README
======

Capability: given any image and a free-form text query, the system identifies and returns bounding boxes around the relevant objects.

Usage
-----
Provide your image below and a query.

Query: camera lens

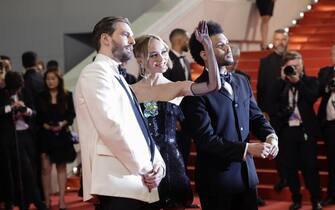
[284,65,296,76]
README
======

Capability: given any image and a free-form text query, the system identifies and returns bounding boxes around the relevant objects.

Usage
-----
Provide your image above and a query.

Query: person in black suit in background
[180,21,278,210]
[22,51,44,107]
[163,28,193,168]
[164,28,191,82]
[318,45,335,207]
[0,71,46,210]
[227,45,251,81]
[257,29,289,191]
[272,51,322,210]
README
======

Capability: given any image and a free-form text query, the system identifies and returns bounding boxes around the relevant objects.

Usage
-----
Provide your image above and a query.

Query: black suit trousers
[280,125,320,203]
[324,120,335,198]
[198,188,258,210]
[98,196,155,210]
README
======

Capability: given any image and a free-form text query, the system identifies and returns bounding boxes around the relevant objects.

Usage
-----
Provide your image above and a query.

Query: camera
[13,106,27,114]
[329,79,335,92]
[283,65,296,76]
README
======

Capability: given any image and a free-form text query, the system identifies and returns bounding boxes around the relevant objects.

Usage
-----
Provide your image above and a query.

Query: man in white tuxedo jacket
[74,16,165,210]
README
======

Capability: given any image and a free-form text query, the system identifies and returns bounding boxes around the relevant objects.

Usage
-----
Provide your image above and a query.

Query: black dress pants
[199,188,258,210]
[324,120,335,198]
[98,196,155,210]
[280,125,320,203]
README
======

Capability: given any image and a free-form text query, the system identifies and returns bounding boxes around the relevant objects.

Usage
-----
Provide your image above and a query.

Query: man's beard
[111,40,133,63]
[217,53,234,67]
[274,44,287,55]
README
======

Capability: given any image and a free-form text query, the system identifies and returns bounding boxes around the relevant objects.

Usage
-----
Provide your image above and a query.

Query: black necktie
[115,74,155,162]
[118,65,127,78]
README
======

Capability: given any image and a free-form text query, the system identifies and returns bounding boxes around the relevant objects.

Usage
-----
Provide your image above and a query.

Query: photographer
[273,51,322,210]
[0,71,46,210]
[317,45,335,206]
[0,61,6,88]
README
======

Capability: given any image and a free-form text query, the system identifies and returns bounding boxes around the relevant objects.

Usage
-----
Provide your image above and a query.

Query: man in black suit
[22,51,44,107]
[180,21,279,210]
[257,29,289,191]
[227,45,251,81]
[163,28,193,168]
[163,28,191,82]
[272,51,321,210]
[318,45,335,207]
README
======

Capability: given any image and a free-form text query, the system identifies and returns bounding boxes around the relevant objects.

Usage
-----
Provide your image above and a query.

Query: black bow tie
[220,73,232,84]
[118,65,127,78]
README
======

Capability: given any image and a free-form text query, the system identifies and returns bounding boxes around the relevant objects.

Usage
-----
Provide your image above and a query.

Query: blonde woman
[131,21,220,210]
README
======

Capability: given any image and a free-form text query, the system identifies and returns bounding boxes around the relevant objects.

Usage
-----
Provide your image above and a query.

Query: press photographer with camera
[317,45,335,207]
[0,71,46,210]
[273,51,322,210]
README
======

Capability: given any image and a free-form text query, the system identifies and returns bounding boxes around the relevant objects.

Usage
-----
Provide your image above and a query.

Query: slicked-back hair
[169,28,187,42]
[189,21,223,66]
[283,51,302,65]
[92,16,130,51]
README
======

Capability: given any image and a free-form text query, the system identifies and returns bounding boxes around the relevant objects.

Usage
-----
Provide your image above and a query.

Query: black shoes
[320,197,335,206]
[312,202,322,210]
[186,203,200,208]
[274,179,288,192]
[257,197,266,206]
[289,202,302,210]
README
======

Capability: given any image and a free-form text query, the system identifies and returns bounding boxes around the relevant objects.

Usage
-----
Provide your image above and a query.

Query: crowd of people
[257,30,335,210]
[0,53,76,210]
[0,14,335,210]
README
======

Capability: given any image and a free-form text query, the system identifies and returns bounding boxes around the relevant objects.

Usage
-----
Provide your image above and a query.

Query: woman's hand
[195,20,211,48]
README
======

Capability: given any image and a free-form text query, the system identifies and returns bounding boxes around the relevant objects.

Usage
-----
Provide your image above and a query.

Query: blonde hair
[133,34,172,78]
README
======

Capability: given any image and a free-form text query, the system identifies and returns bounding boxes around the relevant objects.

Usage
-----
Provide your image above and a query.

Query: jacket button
[240,127,243,131]
[234,103,238,108]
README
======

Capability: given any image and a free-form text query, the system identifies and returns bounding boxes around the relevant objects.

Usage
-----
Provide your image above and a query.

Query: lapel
[218,74,238,101]
[219,86,234,101]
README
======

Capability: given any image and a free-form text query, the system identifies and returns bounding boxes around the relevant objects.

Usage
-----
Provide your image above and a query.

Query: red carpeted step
[257,169,329,187]
[298,17,335,25]
[290,34,335,42]
[257,184,327,201]
[255,155,328,172]
[313,3,335,12]
[289,25,335,34]
[289,42,333,50]
[303,10,335,19]
[238,57,331,70]
[240,49,332,60]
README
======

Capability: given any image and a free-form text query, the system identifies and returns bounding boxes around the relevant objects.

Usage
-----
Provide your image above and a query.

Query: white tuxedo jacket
[74,54,165,202]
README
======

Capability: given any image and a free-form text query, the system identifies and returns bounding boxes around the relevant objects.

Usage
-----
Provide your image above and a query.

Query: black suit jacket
[180,71,275,195]
[23,68,44,106]
[163,51,191,82]
[317,66,335,127]
[272,75,320,138]
[257,52,283,116]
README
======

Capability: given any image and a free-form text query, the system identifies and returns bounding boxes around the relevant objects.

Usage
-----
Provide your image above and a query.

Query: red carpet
[20,192,335,210]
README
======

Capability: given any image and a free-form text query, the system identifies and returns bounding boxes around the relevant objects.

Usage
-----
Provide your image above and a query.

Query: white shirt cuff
[266,133,278,145]
[5,105,11,113]
[243,143,248,160]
